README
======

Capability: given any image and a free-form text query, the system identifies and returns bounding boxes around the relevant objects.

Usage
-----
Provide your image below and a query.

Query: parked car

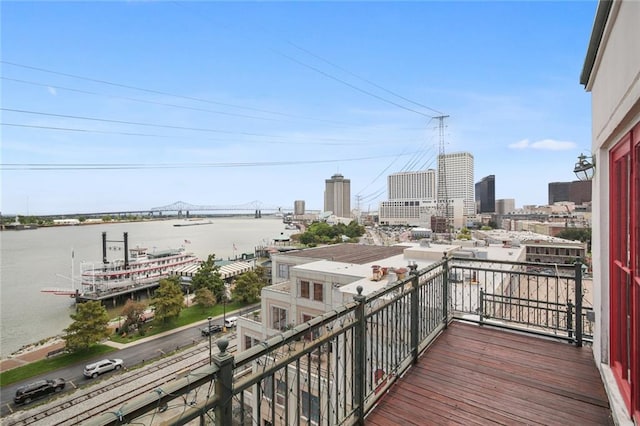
[83,358,124,379]
[14,378,65,405]
[224,317,238,328]
[201,323,223,336]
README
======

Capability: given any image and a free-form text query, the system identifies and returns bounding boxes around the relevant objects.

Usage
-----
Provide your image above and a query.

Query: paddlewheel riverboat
[80,232,199,293]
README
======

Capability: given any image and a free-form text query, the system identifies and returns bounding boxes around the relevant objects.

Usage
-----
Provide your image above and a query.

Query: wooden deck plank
[415,360,610,423]
[365,321,612,426]
[395,379,547,425]
[411,358,585,424]
[426,336,610,406]
[432,326,608,393]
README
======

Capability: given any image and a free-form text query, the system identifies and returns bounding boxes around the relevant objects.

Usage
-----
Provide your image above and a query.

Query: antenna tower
[435,115,450,235]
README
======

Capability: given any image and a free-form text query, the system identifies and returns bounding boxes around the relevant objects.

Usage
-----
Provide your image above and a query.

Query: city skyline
[1,2,596,215]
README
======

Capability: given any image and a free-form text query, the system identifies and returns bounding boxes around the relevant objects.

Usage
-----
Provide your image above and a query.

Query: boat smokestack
[102,232,108,265]
[124,232,129,269]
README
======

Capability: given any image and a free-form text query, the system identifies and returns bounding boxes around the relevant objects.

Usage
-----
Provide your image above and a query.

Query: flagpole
[71,248,75,292]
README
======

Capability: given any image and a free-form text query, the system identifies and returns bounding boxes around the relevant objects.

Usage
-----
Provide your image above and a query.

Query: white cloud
[47,86,57,96]
[508,138,576,151]
[509,139,531,149]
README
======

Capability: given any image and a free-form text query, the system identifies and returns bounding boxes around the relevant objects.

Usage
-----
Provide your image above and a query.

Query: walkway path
[0,304,250,374]
[0,341,67,373]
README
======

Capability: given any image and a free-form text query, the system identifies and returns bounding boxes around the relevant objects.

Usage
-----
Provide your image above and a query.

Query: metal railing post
[479,288,485,325]
[574,261,583,347]
[353,285,367,425]
[213,339,234,426]
[567,300,574,343]
[409,263,419,364]
[442,254,449,328]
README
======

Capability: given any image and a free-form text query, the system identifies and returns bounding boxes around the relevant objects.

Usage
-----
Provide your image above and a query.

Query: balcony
[86,257,608,426]
[366,321,611,425]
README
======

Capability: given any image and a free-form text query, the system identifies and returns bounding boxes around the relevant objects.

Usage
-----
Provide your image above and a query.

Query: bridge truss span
[149,200,288,214]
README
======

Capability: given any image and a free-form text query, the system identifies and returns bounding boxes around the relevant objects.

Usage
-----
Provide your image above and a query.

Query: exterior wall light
[574,153,595,181]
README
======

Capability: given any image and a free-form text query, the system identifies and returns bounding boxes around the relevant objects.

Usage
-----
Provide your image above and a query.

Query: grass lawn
[110,301,247,344]
[0,344,115,386]
[1,302,255,386]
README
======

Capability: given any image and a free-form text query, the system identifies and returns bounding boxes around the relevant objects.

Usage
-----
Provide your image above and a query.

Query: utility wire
[1,77,296,124]
[273,51,433,119]
[357,187,387,205]
[170,3,442,118]
[0,108,367,143]
[1,151,425,171]
[0,61,350,126]
[356,147,408,196]
[3,10,444,202]
[2,77,424,133]
[1,123,378,147]
[359,186,386,202]
[286,41,444,116]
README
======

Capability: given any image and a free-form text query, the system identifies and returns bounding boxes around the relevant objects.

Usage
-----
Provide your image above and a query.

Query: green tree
[194,287,216,311]
[152,276,184,323]
[191,254,226,301]
[557,228,592,252]
[299,232,317,245]
[254,265,269,283]
[457,227,472,240]
[63,301,110,352]
[298,221,365,245]
[120,299,147,333]
[346,220,366,238]
[233,270,266,303]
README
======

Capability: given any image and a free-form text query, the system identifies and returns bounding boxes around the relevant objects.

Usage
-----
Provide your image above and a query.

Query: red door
[609,122,640,422]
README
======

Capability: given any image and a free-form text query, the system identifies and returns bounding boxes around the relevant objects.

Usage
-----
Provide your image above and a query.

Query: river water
[0,217,291,358]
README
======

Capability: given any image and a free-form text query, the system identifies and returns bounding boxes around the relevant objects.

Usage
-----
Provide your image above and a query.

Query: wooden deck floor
[366,321,613,426]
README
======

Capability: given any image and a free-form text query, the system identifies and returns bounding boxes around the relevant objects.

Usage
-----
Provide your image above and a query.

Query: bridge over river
[28,200,292,219]
[150,200,288,215]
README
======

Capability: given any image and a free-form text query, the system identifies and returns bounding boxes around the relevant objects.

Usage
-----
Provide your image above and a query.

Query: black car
[14,378,66,405]
[201,324,223,336]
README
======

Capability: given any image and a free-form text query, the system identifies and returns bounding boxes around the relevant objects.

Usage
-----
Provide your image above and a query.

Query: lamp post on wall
[574,153,596,181]
[207,316,213,365]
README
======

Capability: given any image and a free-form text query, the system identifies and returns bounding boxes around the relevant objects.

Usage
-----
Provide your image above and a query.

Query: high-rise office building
[388,170,437,201]
[548,182,571,204]
[549,181,592,205]
[475,175,496,213]
[294,200,305,215]
[495,199,516,215]
[324,173,351,218]
[438,152,475,216]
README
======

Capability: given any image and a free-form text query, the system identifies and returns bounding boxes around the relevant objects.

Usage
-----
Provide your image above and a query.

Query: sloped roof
[281,243,409,265]
[172,260,254,280]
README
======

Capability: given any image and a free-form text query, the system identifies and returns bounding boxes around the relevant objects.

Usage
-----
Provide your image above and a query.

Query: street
[0,316,228,418]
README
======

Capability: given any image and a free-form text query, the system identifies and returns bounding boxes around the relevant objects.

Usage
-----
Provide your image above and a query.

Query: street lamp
[207,316,213,365]
[222,283,230,332]
[223,293,227,332]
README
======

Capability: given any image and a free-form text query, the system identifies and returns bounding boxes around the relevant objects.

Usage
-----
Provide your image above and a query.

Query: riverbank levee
[0,339,66,373]
[0,217,293,358]
[0,301,251,375]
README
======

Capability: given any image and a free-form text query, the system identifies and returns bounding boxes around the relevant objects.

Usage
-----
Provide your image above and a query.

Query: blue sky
[1,1,597,215]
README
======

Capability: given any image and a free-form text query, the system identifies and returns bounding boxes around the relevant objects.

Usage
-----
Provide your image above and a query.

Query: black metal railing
[448,259,589,345]
[86,257,588,426]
